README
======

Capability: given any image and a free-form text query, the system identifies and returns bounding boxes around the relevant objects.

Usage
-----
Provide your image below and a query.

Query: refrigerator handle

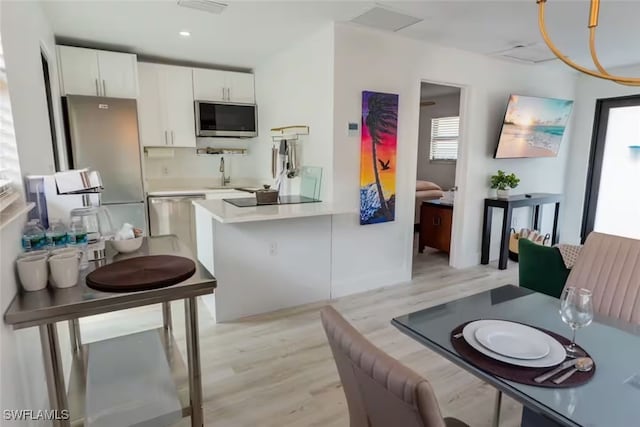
[95,79,100,96]
[102,80,107,97]
[164,131,168,145]
[171,130,175,145]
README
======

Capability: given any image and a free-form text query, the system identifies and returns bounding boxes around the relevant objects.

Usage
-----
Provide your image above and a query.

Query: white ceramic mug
[49,253,79,288]
[50,247,79,257]
[17,249,50,259]
[16,255,48,292]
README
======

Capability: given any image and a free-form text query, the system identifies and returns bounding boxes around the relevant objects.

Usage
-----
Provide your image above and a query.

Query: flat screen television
[494,94,574,159]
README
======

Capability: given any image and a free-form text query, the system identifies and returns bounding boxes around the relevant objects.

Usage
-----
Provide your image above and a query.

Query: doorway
[40,49,61,171]
[413,82,462,270]
[582,94,640,241]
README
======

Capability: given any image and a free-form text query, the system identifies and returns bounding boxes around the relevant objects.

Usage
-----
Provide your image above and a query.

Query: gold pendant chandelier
[537,0,640,86]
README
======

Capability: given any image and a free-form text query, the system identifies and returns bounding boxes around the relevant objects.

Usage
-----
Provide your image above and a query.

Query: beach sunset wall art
[360,91,399,225]
[495,95,574,158]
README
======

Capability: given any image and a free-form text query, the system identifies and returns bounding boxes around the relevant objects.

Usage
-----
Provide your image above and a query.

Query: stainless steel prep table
[4,235,216,427]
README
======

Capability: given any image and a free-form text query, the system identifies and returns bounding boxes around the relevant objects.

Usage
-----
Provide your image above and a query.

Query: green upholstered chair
[518,238,570,299]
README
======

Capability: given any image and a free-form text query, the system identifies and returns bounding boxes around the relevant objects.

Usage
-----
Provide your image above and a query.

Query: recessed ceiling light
[179,30,191,37]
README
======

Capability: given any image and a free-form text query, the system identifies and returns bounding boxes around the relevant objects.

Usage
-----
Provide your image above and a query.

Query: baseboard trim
[330,268,410,299]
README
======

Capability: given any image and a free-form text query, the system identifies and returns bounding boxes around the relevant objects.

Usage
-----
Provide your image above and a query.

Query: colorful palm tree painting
[360,91,399,225]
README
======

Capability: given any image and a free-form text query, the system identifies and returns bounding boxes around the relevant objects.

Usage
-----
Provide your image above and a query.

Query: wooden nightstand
[419,200,454,253]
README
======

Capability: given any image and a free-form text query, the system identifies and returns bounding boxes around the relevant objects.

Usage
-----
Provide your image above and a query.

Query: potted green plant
[490,170,520,198]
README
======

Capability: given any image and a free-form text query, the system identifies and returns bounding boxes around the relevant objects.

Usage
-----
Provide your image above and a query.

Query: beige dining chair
[564,232,640,325]
[320,306,468,427]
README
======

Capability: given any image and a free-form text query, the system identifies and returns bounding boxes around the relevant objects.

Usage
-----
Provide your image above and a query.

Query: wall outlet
[161,166,169,176]
[269,242,278,256]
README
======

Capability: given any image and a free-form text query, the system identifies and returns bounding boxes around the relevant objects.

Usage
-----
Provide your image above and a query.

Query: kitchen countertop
[193,199,344,224]
[4,235,215,329]
[145,178,262,196]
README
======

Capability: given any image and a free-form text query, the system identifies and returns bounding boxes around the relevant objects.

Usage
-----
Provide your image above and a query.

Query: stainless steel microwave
[194,101,258,138]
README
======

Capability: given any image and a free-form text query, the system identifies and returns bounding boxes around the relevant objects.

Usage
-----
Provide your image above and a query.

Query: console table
[481,193,562,270]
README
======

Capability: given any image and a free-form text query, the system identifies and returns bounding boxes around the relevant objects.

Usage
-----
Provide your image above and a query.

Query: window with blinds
[0,34,23,212]
[430,116,459,161]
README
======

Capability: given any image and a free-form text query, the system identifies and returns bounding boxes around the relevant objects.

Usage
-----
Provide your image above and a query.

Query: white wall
[0,219,50,426]
[252,24,334,201]
[562,64,640,244]
[1,2,68,422]
[417,93,460,189]
[330,23,576,297]
[1,0,65,176]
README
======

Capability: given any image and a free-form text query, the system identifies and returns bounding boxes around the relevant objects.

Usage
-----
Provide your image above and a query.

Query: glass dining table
[391,285,640,427]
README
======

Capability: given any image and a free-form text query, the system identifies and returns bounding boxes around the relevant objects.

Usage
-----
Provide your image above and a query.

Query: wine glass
[560,287,594,356]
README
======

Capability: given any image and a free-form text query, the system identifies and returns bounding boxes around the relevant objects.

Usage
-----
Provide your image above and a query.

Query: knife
[534,359,577,383]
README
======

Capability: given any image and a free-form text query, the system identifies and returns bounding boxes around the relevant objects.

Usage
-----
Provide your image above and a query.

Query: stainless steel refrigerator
[65,95,146,231]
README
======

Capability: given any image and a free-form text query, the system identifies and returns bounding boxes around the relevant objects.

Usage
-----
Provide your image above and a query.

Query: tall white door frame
[412,79,470,271]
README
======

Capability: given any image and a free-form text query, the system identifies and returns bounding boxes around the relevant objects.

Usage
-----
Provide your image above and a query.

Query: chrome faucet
[219,157,231,187]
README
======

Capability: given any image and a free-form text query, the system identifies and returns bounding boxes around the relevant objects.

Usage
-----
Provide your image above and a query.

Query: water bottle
[46,219,68,248]
[68,219,89,270]
[21,219,47,251]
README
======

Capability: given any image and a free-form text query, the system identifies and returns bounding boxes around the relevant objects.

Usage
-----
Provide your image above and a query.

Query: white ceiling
[40,1,640,71]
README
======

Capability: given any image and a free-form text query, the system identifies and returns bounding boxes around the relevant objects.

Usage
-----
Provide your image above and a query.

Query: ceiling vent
[492,43,558,64]
[177,0,228,15]
[350,6,423,32]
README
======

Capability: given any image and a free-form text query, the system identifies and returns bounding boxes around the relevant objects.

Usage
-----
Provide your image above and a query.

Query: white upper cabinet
[137,62,166,148]
[226,72,255,104]
[137,62,196,148]
[57,45,138,98]
[96,51,138,98]
[161,65,196,147]
[193,68,227,102]
[192,68,254,104]
[58,46,101,96]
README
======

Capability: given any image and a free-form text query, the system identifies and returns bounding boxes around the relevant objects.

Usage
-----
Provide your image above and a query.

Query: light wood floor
[79,248,522,427]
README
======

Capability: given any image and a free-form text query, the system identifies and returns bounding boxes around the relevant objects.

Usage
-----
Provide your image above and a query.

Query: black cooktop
[223,196,321,207]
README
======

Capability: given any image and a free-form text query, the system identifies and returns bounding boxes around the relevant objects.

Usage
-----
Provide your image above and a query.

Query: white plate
[462,320,566,368]
[475,323,550,360]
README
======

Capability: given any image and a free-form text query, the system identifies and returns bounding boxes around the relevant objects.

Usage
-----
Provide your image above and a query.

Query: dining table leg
[185,297,203,427]
[40,323,71,427]
[492,390,502,427]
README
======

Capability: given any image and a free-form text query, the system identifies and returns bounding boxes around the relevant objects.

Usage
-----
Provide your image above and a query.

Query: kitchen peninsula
[193,199,340,322]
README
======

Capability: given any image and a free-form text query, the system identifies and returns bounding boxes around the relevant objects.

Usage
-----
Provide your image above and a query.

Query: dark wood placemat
[451,321,595,388]
[86,255,196,293]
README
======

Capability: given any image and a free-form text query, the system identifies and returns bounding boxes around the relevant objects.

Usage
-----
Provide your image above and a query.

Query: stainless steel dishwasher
[148,194,205,255]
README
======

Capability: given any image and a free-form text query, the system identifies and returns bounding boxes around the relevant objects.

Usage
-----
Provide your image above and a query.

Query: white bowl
[110,237,143,253]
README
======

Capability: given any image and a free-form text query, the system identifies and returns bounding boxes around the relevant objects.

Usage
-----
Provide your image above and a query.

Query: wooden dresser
[418,200,453,253]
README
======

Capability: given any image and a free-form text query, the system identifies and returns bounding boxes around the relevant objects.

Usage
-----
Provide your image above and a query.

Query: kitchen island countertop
[193,198,345,224]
